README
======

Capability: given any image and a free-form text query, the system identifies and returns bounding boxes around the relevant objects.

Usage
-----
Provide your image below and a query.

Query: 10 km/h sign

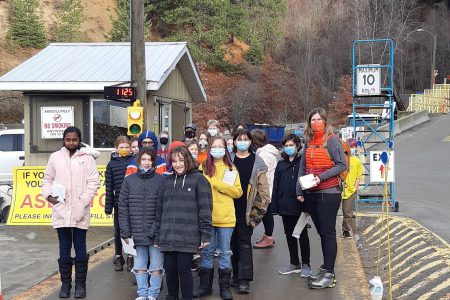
[356,64,381,96]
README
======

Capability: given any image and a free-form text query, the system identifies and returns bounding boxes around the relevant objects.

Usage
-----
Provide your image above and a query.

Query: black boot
[115,255,125,271]
[74,258,88,298]
[58,258,73,298]
[219,268,233,300]
[193,267,213,298]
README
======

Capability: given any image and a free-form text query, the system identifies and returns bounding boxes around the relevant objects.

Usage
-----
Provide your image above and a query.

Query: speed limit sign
[356,64,381,96]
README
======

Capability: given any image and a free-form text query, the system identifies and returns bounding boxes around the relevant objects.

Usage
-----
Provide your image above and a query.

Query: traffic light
[127,100,143,136]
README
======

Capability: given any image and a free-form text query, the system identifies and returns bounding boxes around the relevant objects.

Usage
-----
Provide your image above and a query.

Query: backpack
[323,134,351,185]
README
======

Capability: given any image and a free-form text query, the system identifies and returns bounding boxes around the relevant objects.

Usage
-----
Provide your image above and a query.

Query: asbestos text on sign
[7,166,113,226]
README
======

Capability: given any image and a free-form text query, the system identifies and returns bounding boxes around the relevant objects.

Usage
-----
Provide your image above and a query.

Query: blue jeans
[56,227,87,260]
[133,245,164,298]
[201,227,234,269]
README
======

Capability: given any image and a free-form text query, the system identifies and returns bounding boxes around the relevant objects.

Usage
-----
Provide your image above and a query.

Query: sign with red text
[7,166,112,226]
[41,106,74,139]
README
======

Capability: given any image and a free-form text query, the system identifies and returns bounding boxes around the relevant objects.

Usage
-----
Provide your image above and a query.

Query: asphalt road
[394,114,450,243]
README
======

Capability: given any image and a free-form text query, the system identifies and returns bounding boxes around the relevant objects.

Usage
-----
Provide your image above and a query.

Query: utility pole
[130,1,147,108]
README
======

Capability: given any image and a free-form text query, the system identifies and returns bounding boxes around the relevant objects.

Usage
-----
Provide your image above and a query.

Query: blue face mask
[236,141,250,152]
[191,153,198,160]
[227,145,234,153]
[210,148,226,159]
[284,146,297,156]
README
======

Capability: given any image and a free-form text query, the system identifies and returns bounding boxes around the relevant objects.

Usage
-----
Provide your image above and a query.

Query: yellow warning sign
[7,166,113,226]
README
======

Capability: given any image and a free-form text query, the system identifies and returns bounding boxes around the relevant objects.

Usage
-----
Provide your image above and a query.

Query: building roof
[0,42,206,102]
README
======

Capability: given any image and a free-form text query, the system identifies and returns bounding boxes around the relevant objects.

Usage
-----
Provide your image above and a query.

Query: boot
[58,258,73,298]
[115,255,125,271]
[193,267,213,298]
[74,257,88,298]
[126,255,134,271]
[218,268,233,300]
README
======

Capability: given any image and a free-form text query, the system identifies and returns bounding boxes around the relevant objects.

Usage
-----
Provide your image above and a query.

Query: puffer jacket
[154,169,213,253]
[42,147,101,230]
[118,168,164,246]
[246,155,270,228]
[104,152,135,214]
[256,144,279,198]
[201,161,243,227]
[125,131,167,175]
[272,151,304,216]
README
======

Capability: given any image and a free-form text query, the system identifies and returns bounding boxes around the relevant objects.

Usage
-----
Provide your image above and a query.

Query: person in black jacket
[154,145,212,300]
[272,134,311,278]
[104,136,135,271]
[119,147,165,300]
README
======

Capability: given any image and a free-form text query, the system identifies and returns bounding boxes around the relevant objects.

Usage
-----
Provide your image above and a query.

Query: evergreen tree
[108,0,152,42]
[54,0,85,42]
[7,0,47,48]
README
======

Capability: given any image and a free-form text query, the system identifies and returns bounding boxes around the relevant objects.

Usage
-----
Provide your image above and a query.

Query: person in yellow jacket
[341,138,364,239]
[194,136,243,300]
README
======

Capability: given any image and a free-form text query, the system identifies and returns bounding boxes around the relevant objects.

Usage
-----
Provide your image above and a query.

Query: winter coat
[154,169,213,253]
[125,131,167,175]
[245,155,270,228]
[104,153,135,214]
[118,168,164,246]
[42,147,101,230]
[272,152,304,216]
[256,144,279,198]
[201,161,243,227]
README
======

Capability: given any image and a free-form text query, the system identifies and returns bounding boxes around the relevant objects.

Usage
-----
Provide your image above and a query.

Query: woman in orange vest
[296,107,346,289]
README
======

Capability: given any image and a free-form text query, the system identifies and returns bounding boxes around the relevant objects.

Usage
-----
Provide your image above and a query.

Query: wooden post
[130,0,147,113]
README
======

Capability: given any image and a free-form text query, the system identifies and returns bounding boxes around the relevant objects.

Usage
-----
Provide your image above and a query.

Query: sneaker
[308,267,337,283]
[278,264,301,275]
[135,297,147,300]
[308,271,336,289]
[300,264,311,278]
[343,230,352,239]
[238,280,251,294]
[253,235,275,249]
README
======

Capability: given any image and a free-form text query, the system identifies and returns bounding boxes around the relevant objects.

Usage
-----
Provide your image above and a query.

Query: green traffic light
[129,124,141,134]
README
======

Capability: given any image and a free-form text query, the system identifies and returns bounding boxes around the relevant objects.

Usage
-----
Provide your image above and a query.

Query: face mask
[210,148,225,159]
[227,145,234,153]
[208,129,218,137]
[138,166,152,174]
[236,141,250,152]
[160,137,169,145]
[118,149,130,157]
[191,153,198,160]
[199,140,208,149]
[311,121,325,132]
[351,148,357,155]
[185,131,195,139]
[284,146,297,156]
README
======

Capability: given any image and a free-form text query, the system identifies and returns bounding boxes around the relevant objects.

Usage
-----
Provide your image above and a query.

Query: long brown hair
[202,136,234,178]
[303,107,334,144]
[169,146,196,175]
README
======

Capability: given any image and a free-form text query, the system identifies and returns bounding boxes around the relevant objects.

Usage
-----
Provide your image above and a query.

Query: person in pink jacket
[42,126,101,299]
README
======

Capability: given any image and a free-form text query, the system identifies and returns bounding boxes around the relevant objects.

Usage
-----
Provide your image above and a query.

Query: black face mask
[160,137,169,145]
[185,131,195,139]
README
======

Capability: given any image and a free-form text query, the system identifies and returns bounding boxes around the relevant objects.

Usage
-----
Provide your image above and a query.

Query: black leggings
[164,251,194,299]
[113,207,122,256]
[262,203,274,236]
[304,192,341,272]
[281,215,310,266]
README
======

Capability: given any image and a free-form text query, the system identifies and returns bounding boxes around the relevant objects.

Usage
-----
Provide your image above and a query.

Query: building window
[92,99,127,148]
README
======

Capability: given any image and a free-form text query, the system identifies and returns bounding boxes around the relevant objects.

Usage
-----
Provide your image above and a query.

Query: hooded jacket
[118,168,164,246]
[154,169,212,253]
[256,144,279,199]
[42,146,101,230]
[125,131,167,175]
[104,152,135,214]
[272,151,304,216]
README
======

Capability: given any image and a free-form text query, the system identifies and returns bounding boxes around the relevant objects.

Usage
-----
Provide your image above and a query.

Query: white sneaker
[279,264,301,275]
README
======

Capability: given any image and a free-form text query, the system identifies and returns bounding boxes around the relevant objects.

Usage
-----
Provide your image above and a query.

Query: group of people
[42,107,363,300]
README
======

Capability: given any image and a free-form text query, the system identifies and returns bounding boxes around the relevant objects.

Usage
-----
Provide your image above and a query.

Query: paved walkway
[13,217,370,300]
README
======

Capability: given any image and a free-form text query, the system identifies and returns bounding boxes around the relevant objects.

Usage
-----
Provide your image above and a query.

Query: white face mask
[208,129,218,137]
[351,148,357,155]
